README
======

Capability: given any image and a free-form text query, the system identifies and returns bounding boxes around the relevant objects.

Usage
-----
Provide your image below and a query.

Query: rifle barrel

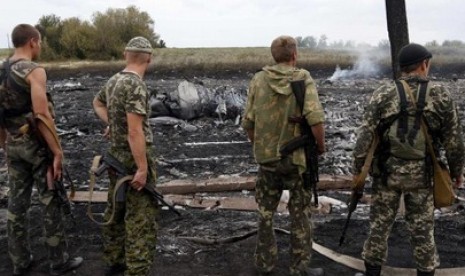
[339,212,353,246]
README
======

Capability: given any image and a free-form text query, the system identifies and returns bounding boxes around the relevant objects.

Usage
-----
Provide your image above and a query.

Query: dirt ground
[1,67,465,276]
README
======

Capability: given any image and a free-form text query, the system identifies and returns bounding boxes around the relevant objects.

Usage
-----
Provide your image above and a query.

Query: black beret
[398,43,432,67]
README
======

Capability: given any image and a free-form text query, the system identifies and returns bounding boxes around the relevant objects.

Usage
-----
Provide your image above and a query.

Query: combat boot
[104,263,126,276]
[364,261,381,276]
[304,267,324,276]
[13,254,34,276]
[50,256,83,276]
[417,269,435,276]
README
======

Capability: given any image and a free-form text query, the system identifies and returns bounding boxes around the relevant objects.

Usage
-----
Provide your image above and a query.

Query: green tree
[34,6,163,60]
[377,39,390,50]
[302,36,317,49]
[295,36,303,47]
[317,35,328,48]
[442,40,464,48]
[92,5,160,59]
[36,14,63,58]
[158,39,167,48]
[425,40,439,48]
[60,17,95,59]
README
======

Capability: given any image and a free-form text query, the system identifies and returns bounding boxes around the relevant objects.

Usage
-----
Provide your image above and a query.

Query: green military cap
[125,36,153,54]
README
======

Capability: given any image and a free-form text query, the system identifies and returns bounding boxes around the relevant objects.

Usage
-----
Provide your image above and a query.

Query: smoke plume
[329,49,387,81]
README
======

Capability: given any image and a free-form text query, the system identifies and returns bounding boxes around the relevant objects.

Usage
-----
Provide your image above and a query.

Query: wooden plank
[75,191,333,214]
[163,194,283,212]
[156,176,256,195]
[71,191,107,202]
[155,174,353,195]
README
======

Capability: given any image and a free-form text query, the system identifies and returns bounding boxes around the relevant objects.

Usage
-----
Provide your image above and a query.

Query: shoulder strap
[290,79,306,114]
[394,80,408,143]
[403,84,437,161]
[407,81,428,145]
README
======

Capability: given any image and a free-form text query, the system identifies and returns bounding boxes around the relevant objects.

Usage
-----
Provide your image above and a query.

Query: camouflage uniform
[242,64,324,275]
[96,70,158,276]
[1,60,71,272]
[353,75,465,272]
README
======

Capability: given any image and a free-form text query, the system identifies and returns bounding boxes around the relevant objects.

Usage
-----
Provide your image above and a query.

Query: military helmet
[125,36,153,54]
[398,43,432,67]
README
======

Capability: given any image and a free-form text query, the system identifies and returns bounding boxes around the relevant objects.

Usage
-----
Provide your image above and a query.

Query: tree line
[35,5,164,60]
[295,35,465,50]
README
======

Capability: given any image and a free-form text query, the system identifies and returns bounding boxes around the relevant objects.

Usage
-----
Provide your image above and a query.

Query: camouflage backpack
[0,59,33,127]
[385,80,430,160]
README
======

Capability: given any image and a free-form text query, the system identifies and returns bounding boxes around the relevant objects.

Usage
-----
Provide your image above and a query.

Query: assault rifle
[279,80,319,206]
[47,169,75,228]
[93,153,181,216]
[338,188,363,246]
[30,114,77,228]
[339,134,379,246]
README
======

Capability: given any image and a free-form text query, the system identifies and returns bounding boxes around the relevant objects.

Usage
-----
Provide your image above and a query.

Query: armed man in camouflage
[242,35,325,276]
[0,24,83,275]
[93,36,158,276]
[353,43,465,276]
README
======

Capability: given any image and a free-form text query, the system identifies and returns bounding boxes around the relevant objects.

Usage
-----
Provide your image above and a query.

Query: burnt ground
[0,68,465,276]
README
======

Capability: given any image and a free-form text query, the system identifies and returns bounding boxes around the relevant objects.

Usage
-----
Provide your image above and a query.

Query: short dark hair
[271,36,297,63]
[11,24,40,48]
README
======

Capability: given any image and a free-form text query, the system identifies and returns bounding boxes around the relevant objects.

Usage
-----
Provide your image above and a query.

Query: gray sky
[1,0,464,48]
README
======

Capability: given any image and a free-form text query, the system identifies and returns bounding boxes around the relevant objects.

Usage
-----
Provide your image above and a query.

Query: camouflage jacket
[96,71,154,161]
[0,59,40,134]
[241,63,324,173]
[353,75,465,179]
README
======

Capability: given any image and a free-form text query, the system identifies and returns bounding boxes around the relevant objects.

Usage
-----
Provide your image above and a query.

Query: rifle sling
[394,81,409,143]
[402,82,453,173]
[87,155,134,226]
[395,80,428,146]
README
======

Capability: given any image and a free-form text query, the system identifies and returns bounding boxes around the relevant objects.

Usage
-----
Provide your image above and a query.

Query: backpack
[0,59,35,128]
[385,80,430,160]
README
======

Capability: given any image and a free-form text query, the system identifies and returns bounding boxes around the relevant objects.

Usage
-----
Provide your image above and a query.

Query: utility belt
[373,153,433,191]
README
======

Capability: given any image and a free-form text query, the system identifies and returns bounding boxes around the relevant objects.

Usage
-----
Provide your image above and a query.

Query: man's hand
[454,174,463,188]
[131,169,147,191]
[311,123,325,156]
[52,153,63,180]
[103,126,110,139]
[245,128,254,143]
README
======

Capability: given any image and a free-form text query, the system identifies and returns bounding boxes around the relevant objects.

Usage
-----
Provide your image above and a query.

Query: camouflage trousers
[362,173,439,272]
[6,135,70,271]
[103,162,158,276]
[254,158,313,276]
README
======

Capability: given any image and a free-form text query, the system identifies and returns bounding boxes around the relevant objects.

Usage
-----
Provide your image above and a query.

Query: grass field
[1,46,465,76]
[0,47,360,72]
[151,47,359,72]
[0,48,12,59]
